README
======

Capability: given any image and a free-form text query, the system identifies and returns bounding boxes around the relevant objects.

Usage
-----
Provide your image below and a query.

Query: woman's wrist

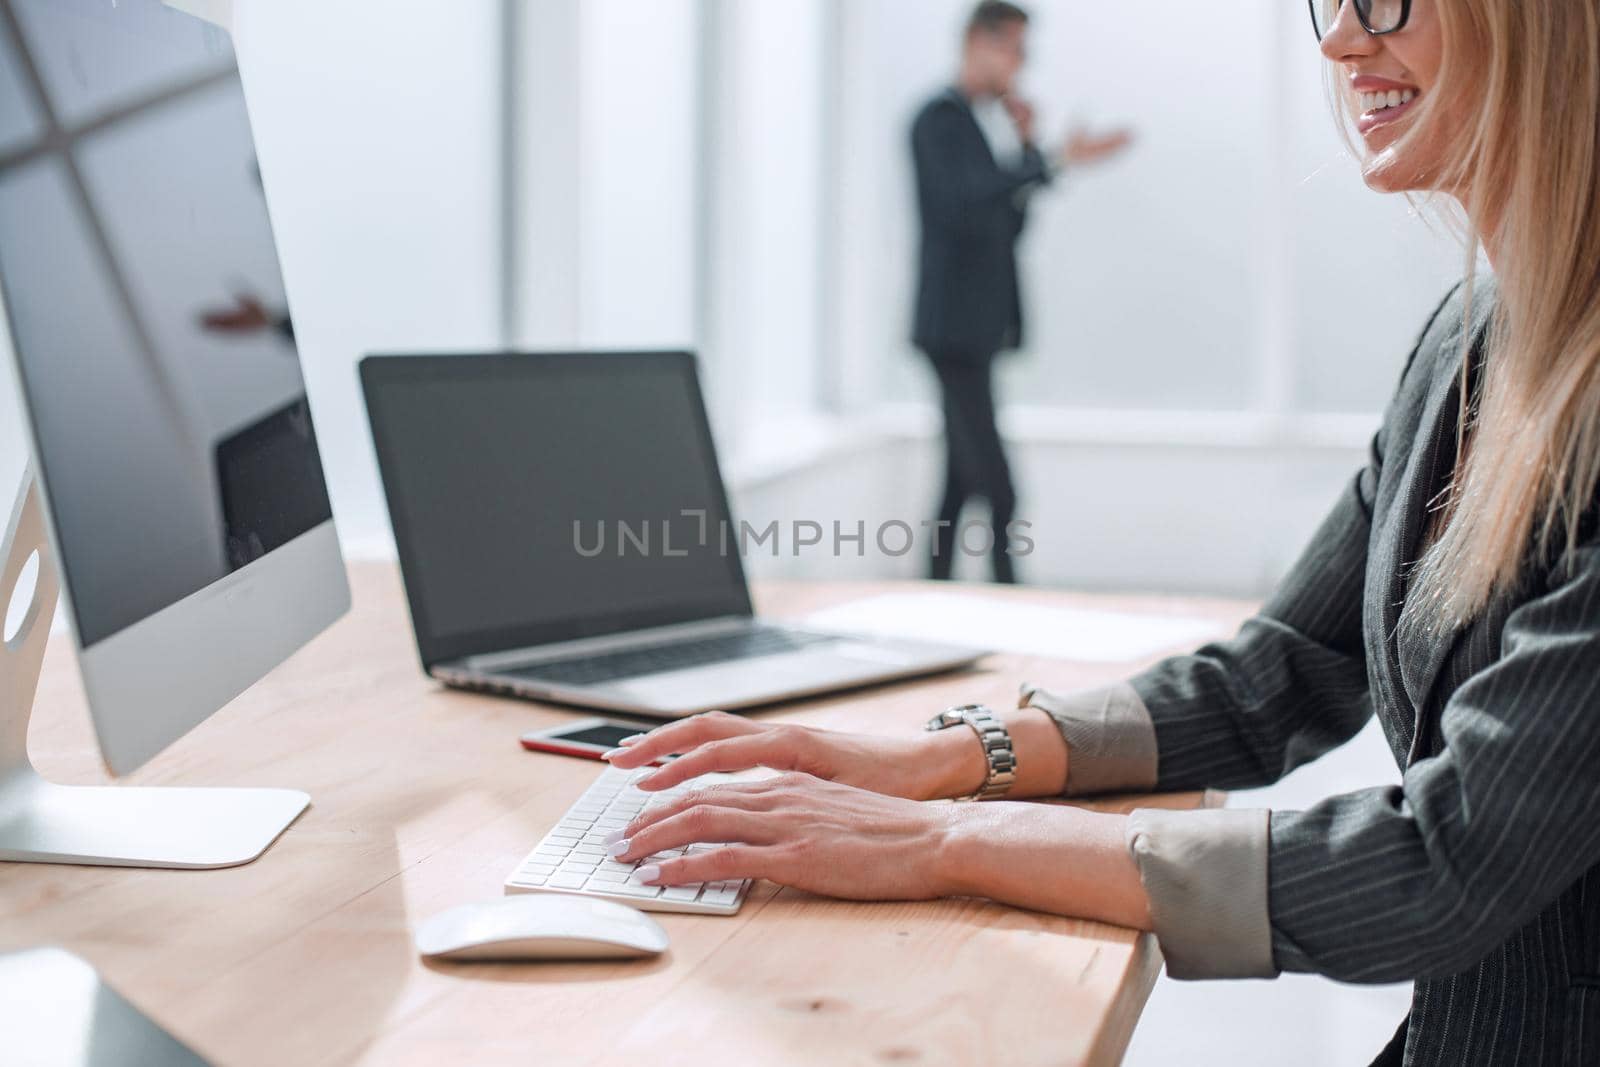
[913,726,990,801]
[933,803,1152,930]
[909,706,1072,801]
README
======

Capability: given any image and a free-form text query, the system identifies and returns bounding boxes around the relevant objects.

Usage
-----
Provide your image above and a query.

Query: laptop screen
[360,352,753,666]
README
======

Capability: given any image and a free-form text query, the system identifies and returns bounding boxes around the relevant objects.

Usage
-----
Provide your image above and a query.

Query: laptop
[359,351,985,718]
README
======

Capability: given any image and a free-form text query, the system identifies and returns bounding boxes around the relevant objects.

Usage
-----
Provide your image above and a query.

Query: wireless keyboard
[504,766,751,915]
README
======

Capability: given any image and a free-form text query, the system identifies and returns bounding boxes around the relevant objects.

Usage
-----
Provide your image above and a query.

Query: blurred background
[0,0,1470,1062]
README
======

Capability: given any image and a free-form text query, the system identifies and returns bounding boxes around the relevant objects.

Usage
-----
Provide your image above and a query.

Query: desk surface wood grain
[0,564,1252,1067]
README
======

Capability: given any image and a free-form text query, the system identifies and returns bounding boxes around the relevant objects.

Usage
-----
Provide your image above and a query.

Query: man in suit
[912,1,1129,582]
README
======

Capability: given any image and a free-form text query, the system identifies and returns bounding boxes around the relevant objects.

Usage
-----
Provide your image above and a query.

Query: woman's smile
[1352,74,1421,137]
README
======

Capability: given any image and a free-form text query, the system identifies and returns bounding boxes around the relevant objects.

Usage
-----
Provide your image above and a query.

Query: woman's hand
[605,771,1152,931]
[601,710,986,801]
[607,772,961,900]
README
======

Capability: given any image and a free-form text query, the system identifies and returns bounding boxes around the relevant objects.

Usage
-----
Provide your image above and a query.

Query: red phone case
[519,738,609,761]
[520,736,674,764]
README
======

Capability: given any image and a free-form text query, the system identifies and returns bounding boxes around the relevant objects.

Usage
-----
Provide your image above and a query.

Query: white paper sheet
[805,591,1226,664]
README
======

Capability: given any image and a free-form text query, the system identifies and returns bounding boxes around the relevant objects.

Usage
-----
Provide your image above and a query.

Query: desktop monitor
[0,0,348,867]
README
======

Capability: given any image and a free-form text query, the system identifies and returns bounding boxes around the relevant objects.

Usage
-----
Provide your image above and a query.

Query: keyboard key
[562,853,601,870]
[702,883,742,906]
[661,886,702,903]
[521,861,558,876]
[516,870,549,886]
[572,843,607,857]
[590,869,629,883]
[611,882,662,898]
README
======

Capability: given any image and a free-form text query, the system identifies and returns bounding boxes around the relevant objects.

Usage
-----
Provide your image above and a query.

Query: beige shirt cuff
[1017,681,1158,796]
[1125,807,1277,980]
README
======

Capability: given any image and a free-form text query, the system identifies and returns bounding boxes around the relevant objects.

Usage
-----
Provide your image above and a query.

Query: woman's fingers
[637,844,783,887]
[601,710,759,769]
[628,733,801,792]
[616,780,778,840]
[611,803,782,863]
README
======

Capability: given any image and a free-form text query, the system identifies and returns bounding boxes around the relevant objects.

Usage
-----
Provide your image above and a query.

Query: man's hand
[1002,95,1037,144]
[199,294,273,334]
[1059,126,1135,168]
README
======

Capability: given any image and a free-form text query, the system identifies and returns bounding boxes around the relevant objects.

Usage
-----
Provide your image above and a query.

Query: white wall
[233,0,503,556]
[700,0,828,447]
[513,0,698,352]
[513,0,698,355]
[578,1,699,351]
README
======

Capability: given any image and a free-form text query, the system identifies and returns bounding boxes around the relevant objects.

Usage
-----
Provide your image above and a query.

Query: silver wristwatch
[925,704,1017,801]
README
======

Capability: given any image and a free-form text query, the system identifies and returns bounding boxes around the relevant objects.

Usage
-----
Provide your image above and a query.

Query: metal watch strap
[924,704,1017,801]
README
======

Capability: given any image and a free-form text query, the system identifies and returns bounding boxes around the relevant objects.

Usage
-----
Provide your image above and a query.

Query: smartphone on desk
[521,718,677,763]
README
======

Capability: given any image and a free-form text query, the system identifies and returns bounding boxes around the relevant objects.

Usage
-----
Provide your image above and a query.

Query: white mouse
[416,894,670,961]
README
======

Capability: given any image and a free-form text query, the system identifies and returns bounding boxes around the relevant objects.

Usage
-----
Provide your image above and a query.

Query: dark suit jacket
[910,89,1051,360]
[1133,280,1600,1065]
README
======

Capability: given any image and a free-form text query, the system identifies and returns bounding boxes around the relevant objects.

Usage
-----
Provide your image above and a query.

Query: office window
[511,0,698,354]
[828,0,1463,419]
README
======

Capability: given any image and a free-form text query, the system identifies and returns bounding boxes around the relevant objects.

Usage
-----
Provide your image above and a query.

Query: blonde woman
[604,1,1600,1061]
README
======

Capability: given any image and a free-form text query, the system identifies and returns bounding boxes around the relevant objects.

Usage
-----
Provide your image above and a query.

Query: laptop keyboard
[501,627,839,687]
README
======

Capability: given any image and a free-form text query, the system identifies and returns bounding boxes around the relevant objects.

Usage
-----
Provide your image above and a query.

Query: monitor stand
[0,473,309,868]
[1,947,215,1066]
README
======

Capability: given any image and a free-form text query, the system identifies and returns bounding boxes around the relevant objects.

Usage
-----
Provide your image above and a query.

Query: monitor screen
[361,353,753,666]
[0,0,332,648]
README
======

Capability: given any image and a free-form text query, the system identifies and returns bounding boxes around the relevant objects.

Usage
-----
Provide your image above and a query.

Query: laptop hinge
[455,615,758,673]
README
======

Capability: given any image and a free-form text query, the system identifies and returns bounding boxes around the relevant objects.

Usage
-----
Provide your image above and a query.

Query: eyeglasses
[1308,0,1412,42]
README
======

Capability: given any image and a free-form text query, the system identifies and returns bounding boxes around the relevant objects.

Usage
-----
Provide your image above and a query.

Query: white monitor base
[0,769,308,868]
[1,471,309,869]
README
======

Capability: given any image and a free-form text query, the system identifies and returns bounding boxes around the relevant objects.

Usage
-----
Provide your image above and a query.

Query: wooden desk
[0,565,1251,1067]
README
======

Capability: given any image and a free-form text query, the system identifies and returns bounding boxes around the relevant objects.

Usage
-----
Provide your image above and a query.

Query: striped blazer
[1027,280,1600,1065]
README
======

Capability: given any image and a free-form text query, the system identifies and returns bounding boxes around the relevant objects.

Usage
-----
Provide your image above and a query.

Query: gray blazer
[1025,281,1600,1066]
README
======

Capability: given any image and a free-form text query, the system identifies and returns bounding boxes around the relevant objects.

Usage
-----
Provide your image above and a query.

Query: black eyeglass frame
[1308,0,1413,42]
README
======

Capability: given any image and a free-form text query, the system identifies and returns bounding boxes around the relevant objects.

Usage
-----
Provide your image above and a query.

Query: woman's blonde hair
[1344,1,1600,628]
